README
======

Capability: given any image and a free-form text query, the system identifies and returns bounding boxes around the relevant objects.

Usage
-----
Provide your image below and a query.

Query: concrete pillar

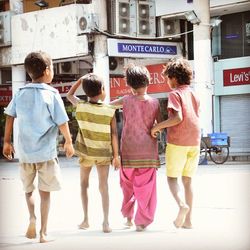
[92,0,110,103]
[12,65,26,159]
[93,35,110,103]
[193,0,213,136]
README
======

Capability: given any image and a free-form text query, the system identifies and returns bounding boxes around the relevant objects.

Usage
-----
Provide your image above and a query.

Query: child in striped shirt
[67,73,120,233]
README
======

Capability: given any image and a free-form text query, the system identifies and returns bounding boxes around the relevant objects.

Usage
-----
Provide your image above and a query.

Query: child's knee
[182,176,192,187]
[99,182,108,194]
[81,179,89,189]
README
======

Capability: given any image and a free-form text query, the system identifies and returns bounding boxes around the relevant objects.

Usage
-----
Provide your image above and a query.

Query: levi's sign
[117,43,177,55]
[223,67,250,86]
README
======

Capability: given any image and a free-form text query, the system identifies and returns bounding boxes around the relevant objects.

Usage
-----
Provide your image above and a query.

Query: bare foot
[182,220,193,229]
[39,233,54,243]
[78,221,89,230]
[103,223,112,233]
[173,205,189,228]
[25,220,36,239]
[136,225,146,232]
[124,218,133,227]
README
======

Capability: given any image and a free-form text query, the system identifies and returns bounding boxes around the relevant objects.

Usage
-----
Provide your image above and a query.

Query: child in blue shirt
[3,51,74,243]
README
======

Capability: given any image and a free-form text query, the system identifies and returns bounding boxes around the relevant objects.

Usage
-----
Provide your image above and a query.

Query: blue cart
[199,133,230,164]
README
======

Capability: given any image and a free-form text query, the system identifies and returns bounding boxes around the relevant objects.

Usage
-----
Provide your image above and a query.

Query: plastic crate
[208,133,229,146]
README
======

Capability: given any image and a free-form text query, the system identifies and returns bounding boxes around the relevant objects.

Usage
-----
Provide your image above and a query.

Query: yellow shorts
[79,157,111,167]
[20,158,61,193]
[166,143,200,177]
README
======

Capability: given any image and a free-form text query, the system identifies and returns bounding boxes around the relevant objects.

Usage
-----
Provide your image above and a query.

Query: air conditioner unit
[76,4,99,34]
[159,18,180,38]
[109,0,137,37]
[58,61,79,75]
[109,0,155,37]
[109,57,125,76]
[0,11,14,45]
[137,0,156,37]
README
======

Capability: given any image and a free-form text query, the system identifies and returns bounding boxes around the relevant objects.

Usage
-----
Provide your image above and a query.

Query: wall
[11,4,90,64]
[155,0,193,16]
[0,47,12,66]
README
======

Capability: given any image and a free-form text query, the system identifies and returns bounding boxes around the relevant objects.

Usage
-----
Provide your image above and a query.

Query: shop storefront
[214,59,250,156]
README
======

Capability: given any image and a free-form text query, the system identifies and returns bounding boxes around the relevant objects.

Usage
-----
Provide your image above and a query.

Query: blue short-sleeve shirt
[4,83,69,163]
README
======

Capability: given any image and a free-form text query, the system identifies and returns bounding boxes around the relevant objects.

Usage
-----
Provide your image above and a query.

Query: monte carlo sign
[107,38,181,58]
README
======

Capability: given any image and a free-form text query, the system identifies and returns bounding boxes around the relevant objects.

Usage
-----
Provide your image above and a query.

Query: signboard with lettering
[0,85,12,106]
[223,67,250,86]
[51,82,73,97]
[117,43,177,55]
[108,38,181,58]
[110,64,172,100]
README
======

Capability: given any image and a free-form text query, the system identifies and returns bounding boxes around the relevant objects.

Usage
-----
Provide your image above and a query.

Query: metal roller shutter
[220,94,250,155]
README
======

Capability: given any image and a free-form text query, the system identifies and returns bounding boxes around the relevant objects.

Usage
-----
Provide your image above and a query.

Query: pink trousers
[120,167,157,227]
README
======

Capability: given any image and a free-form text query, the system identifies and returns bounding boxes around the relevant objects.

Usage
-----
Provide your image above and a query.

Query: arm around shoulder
[109,97,124,108]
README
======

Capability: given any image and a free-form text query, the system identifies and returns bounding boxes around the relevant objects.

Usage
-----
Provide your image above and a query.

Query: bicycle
[199,133,230,165]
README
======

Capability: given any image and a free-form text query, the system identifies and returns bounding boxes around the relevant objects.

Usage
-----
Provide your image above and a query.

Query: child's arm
[109,97,124,108]
[151,109,182,138]
[66,77,82,106]
[156,102,162,124]
[111,116,121,170]
[58,122,75,158]
[3,115,15,160]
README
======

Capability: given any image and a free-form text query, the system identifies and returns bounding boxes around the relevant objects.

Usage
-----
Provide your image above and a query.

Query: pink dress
[121,95,160,168]
[120,95,160,227]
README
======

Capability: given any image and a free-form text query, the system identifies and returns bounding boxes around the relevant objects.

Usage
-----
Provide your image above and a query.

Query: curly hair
[125,64,150,89]
[163,57,192,85]
[81,73,104,98]
[24,51,51,80]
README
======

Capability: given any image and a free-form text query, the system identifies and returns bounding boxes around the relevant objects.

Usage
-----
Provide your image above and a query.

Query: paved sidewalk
[0,157,250,250]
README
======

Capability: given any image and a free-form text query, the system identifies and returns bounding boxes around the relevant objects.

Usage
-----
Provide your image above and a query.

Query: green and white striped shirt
[75,101,116,161]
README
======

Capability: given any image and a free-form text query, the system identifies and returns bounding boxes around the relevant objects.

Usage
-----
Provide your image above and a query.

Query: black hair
[163,57,192,85]
[125,64,150,89]
[81,73,104,97]
[24,51,51,80]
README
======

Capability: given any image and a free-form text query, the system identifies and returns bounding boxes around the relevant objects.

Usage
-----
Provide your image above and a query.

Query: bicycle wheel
[209,146,229,164]
[199,139,208,165]
[158,141,165,155]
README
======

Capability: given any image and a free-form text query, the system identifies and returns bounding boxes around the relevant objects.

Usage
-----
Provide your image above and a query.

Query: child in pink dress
[111,64,161,231]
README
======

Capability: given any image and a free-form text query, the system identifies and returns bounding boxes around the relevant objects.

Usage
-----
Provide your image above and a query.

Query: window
[220,11,250,59]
